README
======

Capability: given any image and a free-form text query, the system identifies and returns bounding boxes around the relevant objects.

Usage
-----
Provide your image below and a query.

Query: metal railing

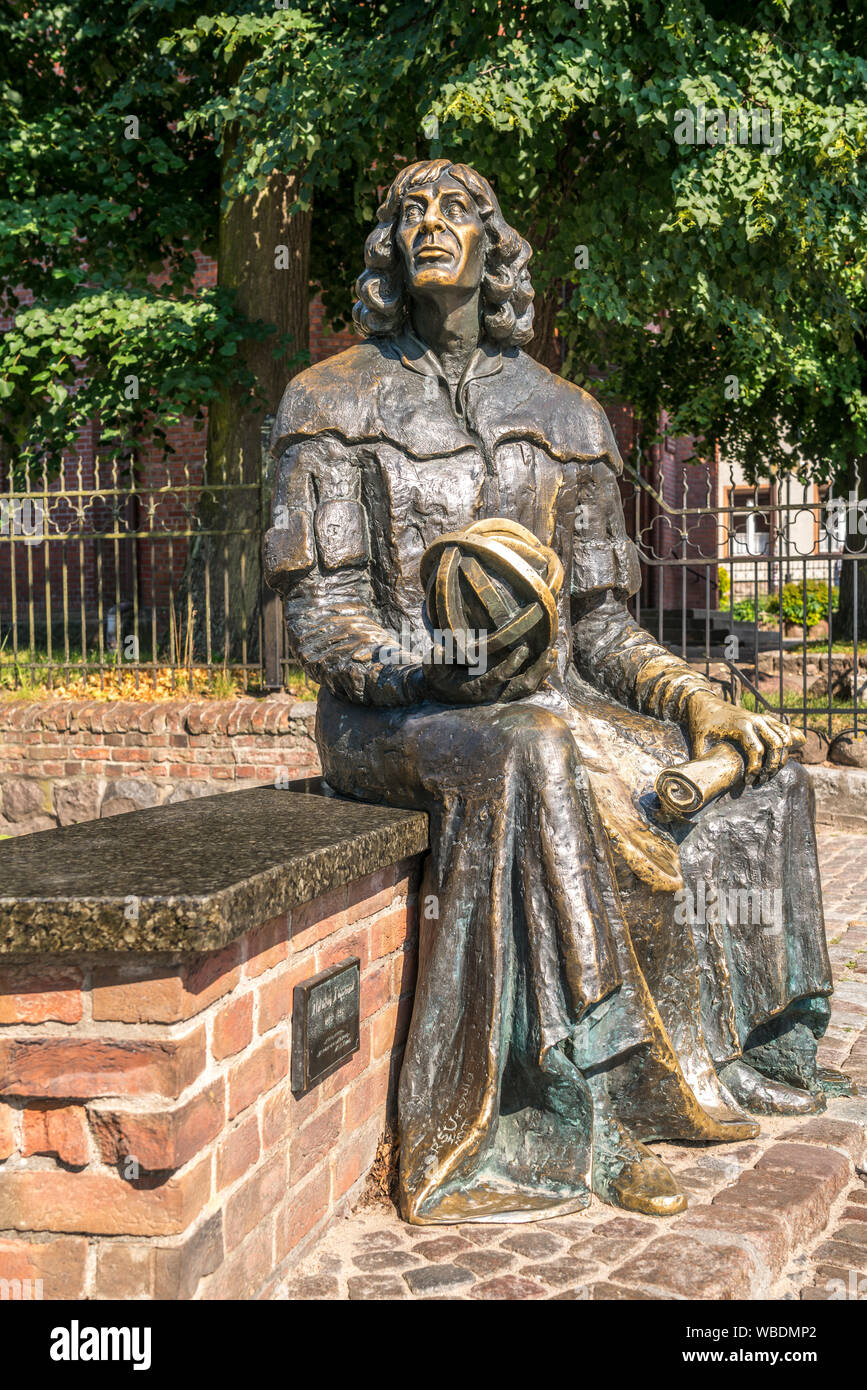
[0,428,280,696]
[622,450,865,742]
[2,426,864,743]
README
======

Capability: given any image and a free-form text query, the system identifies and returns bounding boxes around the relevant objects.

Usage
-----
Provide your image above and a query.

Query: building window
[730,491,771,557]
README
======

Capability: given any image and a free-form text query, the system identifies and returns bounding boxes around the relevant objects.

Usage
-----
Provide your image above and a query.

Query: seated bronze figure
[265,159,836,1224]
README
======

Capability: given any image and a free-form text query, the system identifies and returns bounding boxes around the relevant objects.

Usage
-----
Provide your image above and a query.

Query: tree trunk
[525,281,563,373]
[189,161,311,670]
[833,455,867,644]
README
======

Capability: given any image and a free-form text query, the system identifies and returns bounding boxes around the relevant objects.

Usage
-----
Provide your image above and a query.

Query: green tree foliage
[3,0,866,494]
[168,0,867,482]
[0,0,283,475]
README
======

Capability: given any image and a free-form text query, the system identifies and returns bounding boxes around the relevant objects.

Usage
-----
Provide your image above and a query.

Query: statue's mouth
[416,244,452,263]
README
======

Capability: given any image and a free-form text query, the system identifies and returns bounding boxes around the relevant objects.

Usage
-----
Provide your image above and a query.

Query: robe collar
[389,329,503,421]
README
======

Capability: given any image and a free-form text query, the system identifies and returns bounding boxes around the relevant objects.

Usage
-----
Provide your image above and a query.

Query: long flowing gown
[267,330,833,1224]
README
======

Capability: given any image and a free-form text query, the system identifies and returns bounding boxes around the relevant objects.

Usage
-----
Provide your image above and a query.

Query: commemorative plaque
[291,957,361,1094]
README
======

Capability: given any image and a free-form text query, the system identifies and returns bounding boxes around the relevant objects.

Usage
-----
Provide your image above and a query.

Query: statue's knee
[500,707,575,770]
[757,757,812,813]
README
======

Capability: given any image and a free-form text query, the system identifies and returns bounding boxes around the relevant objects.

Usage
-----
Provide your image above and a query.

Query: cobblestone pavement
[279,830,867,1301]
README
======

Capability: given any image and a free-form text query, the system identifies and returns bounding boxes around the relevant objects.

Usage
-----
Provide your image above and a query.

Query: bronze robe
[267,332,832,1224]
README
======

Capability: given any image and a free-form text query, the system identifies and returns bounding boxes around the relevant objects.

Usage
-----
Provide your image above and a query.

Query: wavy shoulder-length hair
[352,159,534,347]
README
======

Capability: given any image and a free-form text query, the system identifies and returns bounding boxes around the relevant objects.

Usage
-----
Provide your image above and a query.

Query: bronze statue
[265,160,838,1225]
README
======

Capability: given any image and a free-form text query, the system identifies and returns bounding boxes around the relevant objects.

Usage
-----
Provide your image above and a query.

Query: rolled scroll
[655,724,805,817]
[655,743,745,817]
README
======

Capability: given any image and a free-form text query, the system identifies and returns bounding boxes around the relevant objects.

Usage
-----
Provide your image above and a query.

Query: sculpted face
[395,174,485,298]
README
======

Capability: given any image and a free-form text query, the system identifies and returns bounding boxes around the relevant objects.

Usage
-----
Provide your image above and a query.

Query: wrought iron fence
[0,423,282,696]
[1,421,864,746]
[622,450,865,744]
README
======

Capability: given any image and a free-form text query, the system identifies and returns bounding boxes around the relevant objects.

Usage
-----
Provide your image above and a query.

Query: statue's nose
[421,204,445,233]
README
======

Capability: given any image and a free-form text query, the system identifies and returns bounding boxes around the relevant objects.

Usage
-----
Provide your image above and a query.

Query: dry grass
[0,661,317,703]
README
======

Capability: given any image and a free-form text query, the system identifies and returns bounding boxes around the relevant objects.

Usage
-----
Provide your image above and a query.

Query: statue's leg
[552,687,762,1142]
[600,862,770,1132]
[317,690,752,1222]
[554,680,833,1118]
[678,758,836,1113]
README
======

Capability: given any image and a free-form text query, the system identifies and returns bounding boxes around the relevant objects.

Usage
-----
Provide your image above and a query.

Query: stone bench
[0,783,428,1300]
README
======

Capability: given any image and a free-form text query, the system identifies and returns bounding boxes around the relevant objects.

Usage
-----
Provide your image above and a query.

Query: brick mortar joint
[0,1014,221,1041]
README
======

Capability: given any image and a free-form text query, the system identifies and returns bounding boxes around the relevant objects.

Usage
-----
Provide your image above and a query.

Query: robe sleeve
[263,431,425,708]
[570,460,715,720]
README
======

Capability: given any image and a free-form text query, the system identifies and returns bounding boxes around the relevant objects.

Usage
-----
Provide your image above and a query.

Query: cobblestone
[453,1250,515,1275]
[351,1249,420,1272]
[278,829,867,1300]
[403,1263,475,1296]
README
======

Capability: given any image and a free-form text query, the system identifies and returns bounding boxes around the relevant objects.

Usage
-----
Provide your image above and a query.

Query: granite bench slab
[0,782,429,955]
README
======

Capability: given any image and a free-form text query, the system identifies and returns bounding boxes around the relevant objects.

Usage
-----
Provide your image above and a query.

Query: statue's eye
[445,201,466,219]
[402,204,423,224]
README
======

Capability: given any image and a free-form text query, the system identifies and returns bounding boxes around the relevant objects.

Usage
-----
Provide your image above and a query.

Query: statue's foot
[744,1020,834,1099]
[610,1145,688,1217]
[687,1100,760,1142]
[717,1059,823,1116]
[683,1067,761,1141]
[593,1115,687,1216]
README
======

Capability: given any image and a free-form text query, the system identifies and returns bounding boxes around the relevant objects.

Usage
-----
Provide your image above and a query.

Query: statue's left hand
[422,646,556,705]
[685,691,797,783]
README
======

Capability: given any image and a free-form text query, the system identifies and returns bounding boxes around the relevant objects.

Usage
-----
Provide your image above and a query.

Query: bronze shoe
[592,1113,687,1216]
[717,1059,824,1116]
[610,1143,688,1217]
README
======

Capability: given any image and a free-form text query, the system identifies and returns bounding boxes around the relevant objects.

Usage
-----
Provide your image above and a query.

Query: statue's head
[353,159,534,347]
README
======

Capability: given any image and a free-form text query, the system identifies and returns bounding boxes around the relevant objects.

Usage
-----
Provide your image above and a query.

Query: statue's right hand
[499,647,557,701]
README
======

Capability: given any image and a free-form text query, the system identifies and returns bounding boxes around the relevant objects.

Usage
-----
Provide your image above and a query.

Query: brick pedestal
[0,853,420,1299]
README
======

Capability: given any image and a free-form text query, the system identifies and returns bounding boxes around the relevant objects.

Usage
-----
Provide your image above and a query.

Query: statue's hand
[422,646,556,705]
[499,646,558,701]
[685,691,797,783]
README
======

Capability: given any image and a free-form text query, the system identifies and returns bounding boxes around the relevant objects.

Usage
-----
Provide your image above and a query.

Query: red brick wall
[0,697,320,837]
[309,296,355,364]
[0,855,420,1299]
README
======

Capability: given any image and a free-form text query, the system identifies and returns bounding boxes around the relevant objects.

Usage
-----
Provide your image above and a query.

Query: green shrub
[766,580,838,627]
[732,598,757,622]
[718,568,731,607]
